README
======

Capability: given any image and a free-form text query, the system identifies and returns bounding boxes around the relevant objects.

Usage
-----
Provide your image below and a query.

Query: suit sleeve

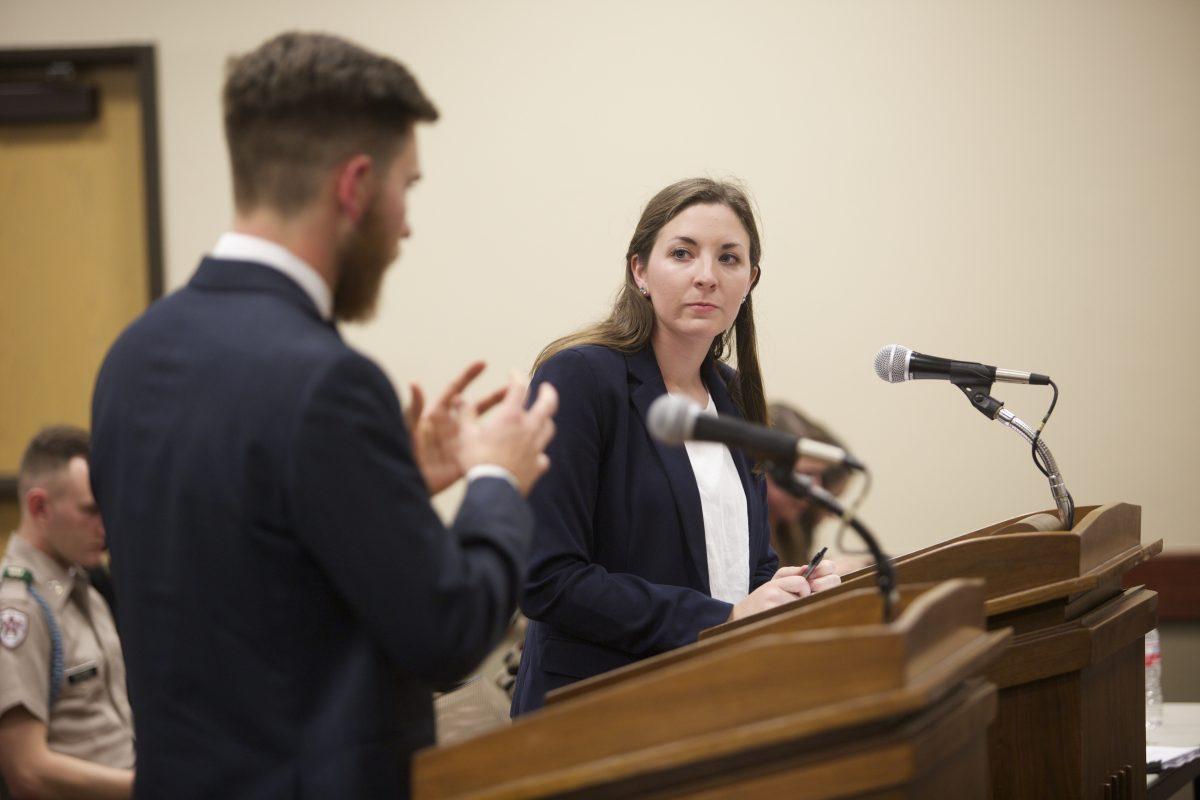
[289,352,532,685]
[520,350,732,657]
[751,476,780,589]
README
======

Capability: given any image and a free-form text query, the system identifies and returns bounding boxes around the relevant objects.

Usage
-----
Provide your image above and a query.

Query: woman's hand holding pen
[780,559,842,593]
[727,559,841,622]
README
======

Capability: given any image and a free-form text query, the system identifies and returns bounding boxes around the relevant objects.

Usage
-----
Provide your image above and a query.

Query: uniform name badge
[67,661,100,684]
[0,607,29,650]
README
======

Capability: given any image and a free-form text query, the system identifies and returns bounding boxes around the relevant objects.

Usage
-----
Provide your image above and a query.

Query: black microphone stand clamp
[766,462,899,623]
[949,376,1074,528]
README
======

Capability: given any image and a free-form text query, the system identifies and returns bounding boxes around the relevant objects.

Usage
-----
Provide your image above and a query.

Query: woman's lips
[687,303,718,313]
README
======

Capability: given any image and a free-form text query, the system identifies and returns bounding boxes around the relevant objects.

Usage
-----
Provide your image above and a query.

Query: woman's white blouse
[678,394,750,604]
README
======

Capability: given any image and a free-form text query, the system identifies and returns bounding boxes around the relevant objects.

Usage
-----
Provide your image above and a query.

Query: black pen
[802,546,828,583]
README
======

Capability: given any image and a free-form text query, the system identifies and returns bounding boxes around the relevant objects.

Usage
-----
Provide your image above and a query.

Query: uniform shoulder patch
[0,607,29,649]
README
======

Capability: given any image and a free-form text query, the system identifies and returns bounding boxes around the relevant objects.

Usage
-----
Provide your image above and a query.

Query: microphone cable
[1030,378,1075,527]
[771,465,897,621]
[833,467,872,555]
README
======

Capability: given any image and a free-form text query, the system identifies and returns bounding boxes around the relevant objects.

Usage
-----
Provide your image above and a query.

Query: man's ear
[24,488,49,524]
[334,154,375,224]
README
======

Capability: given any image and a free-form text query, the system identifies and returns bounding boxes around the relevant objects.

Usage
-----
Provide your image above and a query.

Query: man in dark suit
[89,32,557,799]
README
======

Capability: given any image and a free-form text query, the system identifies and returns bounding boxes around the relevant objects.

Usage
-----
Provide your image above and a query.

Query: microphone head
[647,395,699,445]
[873,344,912,383]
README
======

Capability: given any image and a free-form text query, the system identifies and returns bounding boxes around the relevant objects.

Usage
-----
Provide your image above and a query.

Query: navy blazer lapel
[627,347,711,593]
[189,257,329,328]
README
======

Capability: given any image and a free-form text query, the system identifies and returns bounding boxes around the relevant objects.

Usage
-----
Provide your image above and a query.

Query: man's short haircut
[223,31,439,215]
[17,425,90,496]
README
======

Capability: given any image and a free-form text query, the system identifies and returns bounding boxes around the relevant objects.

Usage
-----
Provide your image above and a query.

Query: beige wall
[4,1,1198,558]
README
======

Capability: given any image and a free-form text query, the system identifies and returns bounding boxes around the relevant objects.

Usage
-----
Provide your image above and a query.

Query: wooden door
[0,46,162,547]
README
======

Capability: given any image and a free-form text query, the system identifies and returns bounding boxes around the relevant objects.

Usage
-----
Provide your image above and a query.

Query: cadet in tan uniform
[0,427,134,800]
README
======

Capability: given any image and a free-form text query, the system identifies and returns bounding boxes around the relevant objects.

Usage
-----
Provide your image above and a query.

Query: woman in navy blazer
[511,179,841,715]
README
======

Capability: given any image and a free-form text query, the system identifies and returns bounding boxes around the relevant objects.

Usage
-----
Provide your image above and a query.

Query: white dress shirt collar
[211,232,333,320]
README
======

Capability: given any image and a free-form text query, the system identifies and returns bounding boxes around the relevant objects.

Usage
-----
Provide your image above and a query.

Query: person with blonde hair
[511,178,840,714]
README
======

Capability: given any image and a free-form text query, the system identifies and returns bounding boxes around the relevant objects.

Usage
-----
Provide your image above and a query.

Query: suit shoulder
[536,344,625,384]
[106,283,343,360]
[300,346,396,408]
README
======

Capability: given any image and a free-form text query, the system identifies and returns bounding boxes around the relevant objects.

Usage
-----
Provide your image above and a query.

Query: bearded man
[89,32,556,799]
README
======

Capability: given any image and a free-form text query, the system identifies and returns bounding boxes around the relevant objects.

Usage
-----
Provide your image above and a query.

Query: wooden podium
[700,501,1160,800]
[413,580,1009,799]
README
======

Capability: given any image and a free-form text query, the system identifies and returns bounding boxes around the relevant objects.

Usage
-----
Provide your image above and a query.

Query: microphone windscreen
[647,395,697,445]
[874,344,911,383]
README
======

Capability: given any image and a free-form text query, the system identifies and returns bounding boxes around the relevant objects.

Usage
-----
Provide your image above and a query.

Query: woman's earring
[741,295,748,304]
[639,286,650,297]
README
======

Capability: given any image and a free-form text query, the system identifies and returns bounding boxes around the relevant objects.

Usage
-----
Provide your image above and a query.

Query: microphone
[647,395,866,471]
[873,344,1050,386]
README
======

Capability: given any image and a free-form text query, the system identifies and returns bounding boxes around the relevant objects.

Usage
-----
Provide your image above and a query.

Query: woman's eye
[671,248,690,260]
[719,253,741,265]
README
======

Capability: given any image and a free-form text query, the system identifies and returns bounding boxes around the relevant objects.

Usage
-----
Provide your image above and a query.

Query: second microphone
[647,394,866,472]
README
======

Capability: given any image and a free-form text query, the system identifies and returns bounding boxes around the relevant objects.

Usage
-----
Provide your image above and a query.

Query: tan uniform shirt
[0,535,134,769]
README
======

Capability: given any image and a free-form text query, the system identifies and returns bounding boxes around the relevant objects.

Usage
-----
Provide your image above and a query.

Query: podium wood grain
[413,580,1007,799]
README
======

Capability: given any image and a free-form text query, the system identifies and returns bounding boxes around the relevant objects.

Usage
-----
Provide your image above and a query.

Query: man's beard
[332,196,397,323]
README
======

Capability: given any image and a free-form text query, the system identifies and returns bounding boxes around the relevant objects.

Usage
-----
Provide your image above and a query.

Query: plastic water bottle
[1145,628,1163,729]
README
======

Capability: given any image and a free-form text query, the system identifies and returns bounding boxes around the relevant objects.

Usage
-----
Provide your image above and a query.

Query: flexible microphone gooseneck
[873,343,1074,528]
[768,464,897,623]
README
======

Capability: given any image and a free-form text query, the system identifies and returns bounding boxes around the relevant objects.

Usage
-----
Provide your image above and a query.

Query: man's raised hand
[405,361,506,495]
